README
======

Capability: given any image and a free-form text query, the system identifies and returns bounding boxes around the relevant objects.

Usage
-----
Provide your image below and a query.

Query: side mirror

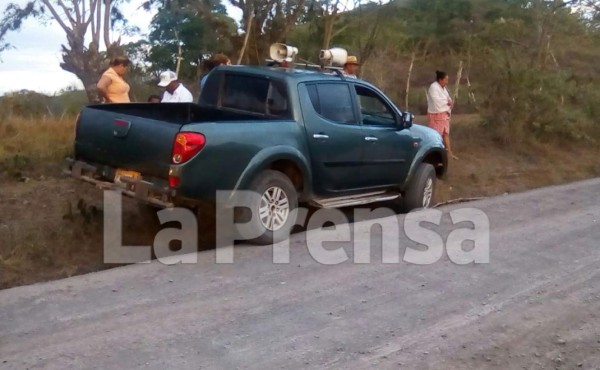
[399,111,413,129]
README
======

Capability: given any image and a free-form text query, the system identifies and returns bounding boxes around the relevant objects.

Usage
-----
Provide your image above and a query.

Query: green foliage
[472,2,600,142]
[144,0,236,80]
[2,0,600,142]
[0,2,40,53]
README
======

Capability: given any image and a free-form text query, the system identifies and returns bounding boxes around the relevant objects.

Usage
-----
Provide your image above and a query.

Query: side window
[354,85,396,126]
[306,83,356,125]
[220,74,290,118]
[199,72,222,106]
[222,75,269,114]
[266,80,289,117]
[306,84,320,113]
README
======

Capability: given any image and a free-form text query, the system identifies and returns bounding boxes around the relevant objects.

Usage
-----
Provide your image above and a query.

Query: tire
[399,163,437,213]
[238,170,298,245]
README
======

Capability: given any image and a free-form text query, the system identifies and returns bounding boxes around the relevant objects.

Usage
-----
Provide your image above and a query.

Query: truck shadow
[120,200,402,257]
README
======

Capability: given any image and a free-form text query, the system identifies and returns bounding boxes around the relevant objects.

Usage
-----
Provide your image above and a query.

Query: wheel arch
[401,146,447,191]
[234,146,312,201]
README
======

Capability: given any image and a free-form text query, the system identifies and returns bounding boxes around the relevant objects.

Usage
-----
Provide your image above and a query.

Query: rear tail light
[172,132,205,164]
[169,175,181,188]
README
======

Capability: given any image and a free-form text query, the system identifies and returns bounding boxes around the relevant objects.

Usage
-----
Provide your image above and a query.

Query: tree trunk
[466,75,476,105]
[405,51,415,110]
[453,60,463,103]
[175,30,182,76]
[322,0,340,49]
[61,43,121,103]
[323,15,335,49]
[237,11,255,65]
[77,69,103,103]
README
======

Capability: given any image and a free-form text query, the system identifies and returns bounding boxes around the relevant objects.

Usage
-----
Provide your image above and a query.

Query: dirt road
[1,178,599,369]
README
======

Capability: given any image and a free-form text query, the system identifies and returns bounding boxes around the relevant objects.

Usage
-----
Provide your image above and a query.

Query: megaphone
[319,47,348,67]
[269,43,299,63]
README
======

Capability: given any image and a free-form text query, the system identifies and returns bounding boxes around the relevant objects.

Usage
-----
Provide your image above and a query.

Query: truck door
[352,83,415,188]
[299,82,366,194]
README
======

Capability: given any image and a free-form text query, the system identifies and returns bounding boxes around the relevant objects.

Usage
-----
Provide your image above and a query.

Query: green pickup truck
[67,65,447,244]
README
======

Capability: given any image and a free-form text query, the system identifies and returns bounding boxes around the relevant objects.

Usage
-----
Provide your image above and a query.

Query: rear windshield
[200,73,291,119]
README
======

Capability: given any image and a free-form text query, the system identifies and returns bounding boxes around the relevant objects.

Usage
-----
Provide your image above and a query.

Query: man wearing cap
[158,70,193,103]
[343,56,360,78]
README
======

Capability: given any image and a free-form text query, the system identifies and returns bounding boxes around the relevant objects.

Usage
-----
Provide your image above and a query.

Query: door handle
[364,136,378,142]
[313,134,329,140]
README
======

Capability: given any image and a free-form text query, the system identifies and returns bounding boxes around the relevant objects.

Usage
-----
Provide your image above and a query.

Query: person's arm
[96,74,112,103]
[443,87,453,108]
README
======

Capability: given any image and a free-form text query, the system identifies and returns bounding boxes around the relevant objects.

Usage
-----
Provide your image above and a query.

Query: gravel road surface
[1,178,599,369]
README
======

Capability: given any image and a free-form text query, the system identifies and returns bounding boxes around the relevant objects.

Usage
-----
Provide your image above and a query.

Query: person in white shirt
[427,70,458,160]
[158,70,193,103]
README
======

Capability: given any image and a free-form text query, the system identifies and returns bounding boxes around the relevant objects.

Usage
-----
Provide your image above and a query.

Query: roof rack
[266,43,348,80]
[265,59,346,80]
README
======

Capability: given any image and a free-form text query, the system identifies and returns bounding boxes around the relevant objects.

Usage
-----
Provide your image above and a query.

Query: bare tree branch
[40,0,72,33]
[71,0,82,24]
[93,0,101,45]
[56,0,77,27]
[103,0,111,48]
[84,0,98,27]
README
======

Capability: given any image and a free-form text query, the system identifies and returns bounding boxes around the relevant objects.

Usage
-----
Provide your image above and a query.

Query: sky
[0,0,241,96]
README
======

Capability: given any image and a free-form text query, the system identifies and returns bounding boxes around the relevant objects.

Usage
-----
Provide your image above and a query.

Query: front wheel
[399,163,437,213]
[238,170,298,245]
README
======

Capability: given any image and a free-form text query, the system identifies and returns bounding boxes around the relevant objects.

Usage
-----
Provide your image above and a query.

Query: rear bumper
[64,158,175,208]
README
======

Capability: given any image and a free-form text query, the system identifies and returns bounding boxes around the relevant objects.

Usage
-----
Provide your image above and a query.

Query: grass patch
[0,116,75,179]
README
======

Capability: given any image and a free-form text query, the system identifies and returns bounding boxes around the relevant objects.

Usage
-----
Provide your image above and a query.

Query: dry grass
[0,116,137,288]
[0,114,599,289]
[0,117,75,162]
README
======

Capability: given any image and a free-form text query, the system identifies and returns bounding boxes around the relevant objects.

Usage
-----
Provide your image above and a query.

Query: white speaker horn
[269,43,299,63]
[319,47,348,67]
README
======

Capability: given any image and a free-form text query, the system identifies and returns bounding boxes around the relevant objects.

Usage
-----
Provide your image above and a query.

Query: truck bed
[74,103,276,180]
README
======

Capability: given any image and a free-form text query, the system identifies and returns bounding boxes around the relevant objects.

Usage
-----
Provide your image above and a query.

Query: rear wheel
[399,163,437,212]
[239,170,298,245]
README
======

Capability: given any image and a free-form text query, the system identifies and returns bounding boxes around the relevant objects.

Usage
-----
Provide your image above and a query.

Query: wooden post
[173,30,183,76]
[237,11,255,65]
[176,44,183,76]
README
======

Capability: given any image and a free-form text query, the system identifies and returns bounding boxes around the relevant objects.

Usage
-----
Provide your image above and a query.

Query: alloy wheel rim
[259,186,290,231]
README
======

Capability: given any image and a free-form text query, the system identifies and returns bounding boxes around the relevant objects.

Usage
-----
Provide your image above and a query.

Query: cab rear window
[220,74,291,118]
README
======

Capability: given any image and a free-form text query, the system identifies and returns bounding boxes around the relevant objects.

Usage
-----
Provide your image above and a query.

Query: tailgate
[75,107,183,179]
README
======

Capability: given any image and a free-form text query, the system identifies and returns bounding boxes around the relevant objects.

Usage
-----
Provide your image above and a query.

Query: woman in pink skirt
[427,70,458,160]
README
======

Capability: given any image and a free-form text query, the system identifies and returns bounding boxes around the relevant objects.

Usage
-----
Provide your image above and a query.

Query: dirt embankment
[1,115,599,289]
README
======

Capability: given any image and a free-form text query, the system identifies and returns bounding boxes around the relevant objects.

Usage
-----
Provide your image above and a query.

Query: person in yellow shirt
[97,56,131,103]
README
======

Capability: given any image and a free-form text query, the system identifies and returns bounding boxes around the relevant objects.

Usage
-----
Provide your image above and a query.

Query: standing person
[342,56,360,78]
[427,70,458,160]
[200,54,231,91]
[96,56,131,103]
[158,70,193,103]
